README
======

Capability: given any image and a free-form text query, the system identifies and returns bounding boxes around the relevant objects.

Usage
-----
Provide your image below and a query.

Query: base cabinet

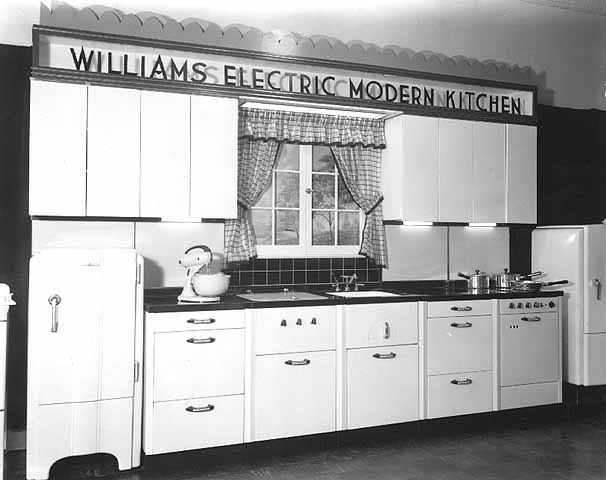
[427,371,493,418]
[347,345,418,429]
[253,351,336,441]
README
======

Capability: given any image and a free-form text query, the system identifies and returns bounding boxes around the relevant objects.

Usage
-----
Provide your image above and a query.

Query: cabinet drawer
[151,395,243,454]
[427,371,493,419]
[347,345,419,429]
[254,307,336,355]
[427,315,492,375]
[427,300,492,318]
[154,329,244,401]
[149,309,244,332]
[345,303,418,348]
[254,350,336,441]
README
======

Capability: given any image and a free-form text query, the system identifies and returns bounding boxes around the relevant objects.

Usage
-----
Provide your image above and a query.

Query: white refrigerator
[532,225,606,387]
[27,249,143,480]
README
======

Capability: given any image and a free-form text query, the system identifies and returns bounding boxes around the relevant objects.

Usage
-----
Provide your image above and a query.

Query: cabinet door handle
[450,322,472,328]
[48,294,61,333]
[186,404,215,413]
[373,352,396,359]
[593,279,601,300]
[521,316,541,322]
[186,337,216,344]
[383,321,391,339]
[187,318,215,324]
[450,378,472,386]
[451,306,472,312]
[285,359,311,366]
[134,361,140,383]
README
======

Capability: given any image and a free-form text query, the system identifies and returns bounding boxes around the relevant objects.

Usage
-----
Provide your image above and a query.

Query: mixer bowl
[192,273,231,297]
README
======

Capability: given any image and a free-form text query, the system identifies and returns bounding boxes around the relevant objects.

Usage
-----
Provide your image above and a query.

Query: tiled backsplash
[224,257,382,288]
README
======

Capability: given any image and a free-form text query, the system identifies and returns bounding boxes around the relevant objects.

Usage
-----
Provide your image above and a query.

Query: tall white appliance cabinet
[532,225,606,386]
[27,249,143,480]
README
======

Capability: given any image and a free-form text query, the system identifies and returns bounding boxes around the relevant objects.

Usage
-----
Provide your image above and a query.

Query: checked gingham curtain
[224,107,387,266]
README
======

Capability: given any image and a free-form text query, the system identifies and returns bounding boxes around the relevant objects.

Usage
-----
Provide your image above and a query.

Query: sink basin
[237,291,327,302]
[325,291,401,298]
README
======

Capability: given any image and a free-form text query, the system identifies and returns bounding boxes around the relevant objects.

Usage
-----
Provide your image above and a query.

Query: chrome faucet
[341,273,358,292]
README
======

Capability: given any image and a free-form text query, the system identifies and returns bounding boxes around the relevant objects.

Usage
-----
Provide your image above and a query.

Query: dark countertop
[144,281,564,313]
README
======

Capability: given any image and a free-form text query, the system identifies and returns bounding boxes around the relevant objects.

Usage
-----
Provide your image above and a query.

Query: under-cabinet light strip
[402,221,434,226]
[468,222,497,227]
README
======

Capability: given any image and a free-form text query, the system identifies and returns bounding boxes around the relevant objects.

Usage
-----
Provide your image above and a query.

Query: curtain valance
[239,108,386,148]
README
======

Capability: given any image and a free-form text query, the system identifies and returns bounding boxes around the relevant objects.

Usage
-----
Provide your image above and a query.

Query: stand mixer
[177,245,216,303]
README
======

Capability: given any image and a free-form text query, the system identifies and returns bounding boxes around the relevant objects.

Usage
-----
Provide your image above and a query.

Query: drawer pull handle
[521,316,541,322]
[296,318,302,325]
[450,378,473,386]
[383,321,391,339]
[451,306,472,312]
[280,319,287,326]
[285,359,311,366]
[311,317,317,325]
[187,318,215,324]
[186,404,215,413]
[373,352,396,359]
[186,337,216,344]
[450,322,472,328]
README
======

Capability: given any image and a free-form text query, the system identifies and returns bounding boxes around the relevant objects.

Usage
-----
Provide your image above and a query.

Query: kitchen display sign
[37,35,534,117]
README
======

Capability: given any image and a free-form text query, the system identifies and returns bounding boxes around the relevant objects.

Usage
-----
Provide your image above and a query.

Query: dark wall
[0,44,31,431]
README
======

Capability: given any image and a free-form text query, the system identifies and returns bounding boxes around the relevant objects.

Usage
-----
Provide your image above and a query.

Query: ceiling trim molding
[40,2,539,86]
[519,0,606,16]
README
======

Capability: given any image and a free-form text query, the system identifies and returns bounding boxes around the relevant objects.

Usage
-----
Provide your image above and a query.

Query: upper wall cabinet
[382,115,439,222]
[190,96,238,219]
[506,125,537,224]
[140,91,191,219]
[30,80,87,216]
[87,86,141,217]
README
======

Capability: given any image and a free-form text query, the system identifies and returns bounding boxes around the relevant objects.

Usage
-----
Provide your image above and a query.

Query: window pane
[276,143,300,170]
[275,210,299,245]
[252,209,272,245]
[338,175,357,210]
[312,211,335,245]
[312,174,335,209]
[275,172,299,208]
[338,212,360,245]
[256,181,272,208]
[312,145,335,172]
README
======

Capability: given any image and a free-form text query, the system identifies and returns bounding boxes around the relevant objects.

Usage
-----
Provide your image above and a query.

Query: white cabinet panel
[500,382,560,410]
[190,96,238,219]
[584,225,606,334]
[427,300,492,318]
[253,350,336,441]
[472,122,505,223]
[438,119,473,222]
[427,371,492,419]
[347,345,418,429]
[87,86,140,217]
[345,302,418,348]
[506,124,537,224]
[140,91,191,218]
[382,115,439,221]
[154,329,244,401]
[29,80,87,216]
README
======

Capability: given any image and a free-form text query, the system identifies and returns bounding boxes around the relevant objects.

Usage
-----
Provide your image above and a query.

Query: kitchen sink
[237,291,327,302]
[325,290,401,298]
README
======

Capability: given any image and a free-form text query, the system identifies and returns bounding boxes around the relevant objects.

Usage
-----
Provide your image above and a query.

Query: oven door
[500,312,559,386]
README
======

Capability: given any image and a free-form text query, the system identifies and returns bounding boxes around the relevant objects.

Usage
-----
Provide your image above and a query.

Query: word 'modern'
[70,47,524,115]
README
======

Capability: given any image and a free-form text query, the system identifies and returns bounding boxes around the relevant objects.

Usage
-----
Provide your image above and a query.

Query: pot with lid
[458,270,491,291]
[493,269,543,291]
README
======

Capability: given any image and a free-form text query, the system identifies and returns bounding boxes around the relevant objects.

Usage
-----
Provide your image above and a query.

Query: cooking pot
[458,270,491,291]
[493,269,543,290]
[511,279,568,293]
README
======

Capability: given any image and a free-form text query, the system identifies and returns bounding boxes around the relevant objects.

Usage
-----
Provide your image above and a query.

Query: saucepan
[457,270,491,291]
[493,269,543,290]
[511,279,568,292]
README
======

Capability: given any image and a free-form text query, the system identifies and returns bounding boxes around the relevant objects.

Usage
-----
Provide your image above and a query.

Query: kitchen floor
[8,408,606,480]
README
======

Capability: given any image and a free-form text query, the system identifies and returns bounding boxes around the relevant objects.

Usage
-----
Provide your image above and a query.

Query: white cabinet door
[190,96,238,219]
[427,371,493,419]
[438,119,473,222]
[584,225,606,334]
[253,351,336,441]
[347,345,418,429]
[140,91,191,218]
[29,80,87,216]
[87,86,140,217]
[472,122,505,223]
[382,115,439,221]
[506,124,537,224]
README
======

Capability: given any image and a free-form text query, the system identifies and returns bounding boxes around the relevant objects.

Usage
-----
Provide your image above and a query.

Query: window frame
[253,145,364,258]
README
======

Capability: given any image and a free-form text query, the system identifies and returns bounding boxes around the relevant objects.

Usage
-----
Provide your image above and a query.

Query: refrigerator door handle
[48,294,61,333]
[593,278,602,300]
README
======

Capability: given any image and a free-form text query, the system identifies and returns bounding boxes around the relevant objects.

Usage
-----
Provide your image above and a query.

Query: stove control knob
[526,302,532,308]
[509,302,516,309]
[517,302,523,309]
[534,302,540,308]
[548,301,556,308]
